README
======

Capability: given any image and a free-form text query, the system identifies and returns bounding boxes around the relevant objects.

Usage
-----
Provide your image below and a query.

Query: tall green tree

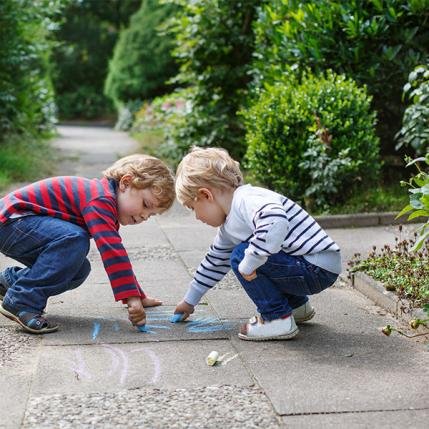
[0,0,63,141]
[52,0,140,119]
[105,0,178,107]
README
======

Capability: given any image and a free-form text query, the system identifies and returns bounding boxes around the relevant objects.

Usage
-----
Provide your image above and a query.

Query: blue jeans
[230,242,338,321]
[0,216,91,313]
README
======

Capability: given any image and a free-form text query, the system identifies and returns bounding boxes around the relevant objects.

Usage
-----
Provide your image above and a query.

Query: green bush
[52,0,140,119]
[398,153,429,250]
[396,64,429,156]
[0,0,61,140]
[105,0,178,108]
[131,89,192,167]
[165,0,260,161]
[243,70,380,205]
[252,0,429,154]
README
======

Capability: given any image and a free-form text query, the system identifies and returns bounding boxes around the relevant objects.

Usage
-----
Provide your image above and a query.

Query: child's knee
[69,258,91,290]
[65,229,90,255]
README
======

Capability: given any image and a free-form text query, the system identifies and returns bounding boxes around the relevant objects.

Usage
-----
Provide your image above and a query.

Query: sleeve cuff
[238,253,268,276]
[183,280,210,306]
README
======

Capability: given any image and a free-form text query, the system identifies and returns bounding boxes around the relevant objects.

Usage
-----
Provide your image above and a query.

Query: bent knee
[69,258,91,290]
[65,229,90,255]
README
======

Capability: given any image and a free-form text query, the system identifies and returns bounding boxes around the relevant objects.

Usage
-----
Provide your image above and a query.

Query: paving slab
[231,287,429,415]
[282,409,429,429]
[32,339,251,395]
[2,126,428,429]
[0,372,33,429]
[41,305,237,346]
[119,217,172,247]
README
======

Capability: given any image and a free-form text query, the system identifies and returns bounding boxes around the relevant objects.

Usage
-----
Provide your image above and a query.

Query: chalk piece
[206,350,219,366]
[170,313,184,323]
[137,324,148,332]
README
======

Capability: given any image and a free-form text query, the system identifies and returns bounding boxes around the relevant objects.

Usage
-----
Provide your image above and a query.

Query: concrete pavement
[0,126,428,429]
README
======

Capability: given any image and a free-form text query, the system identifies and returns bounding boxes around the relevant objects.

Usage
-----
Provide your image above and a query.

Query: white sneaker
[238,315,299,341]
[292,302,315,323]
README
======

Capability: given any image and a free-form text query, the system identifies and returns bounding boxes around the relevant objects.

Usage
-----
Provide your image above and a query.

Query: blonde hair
[103,154,175,210]
[175,147,243,205]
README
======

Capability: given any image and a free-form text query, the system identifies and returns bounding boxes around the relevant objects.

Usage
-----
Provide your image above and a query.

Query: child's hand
[240,270,257,281]
[127,296,146,326]
[174,300,195,321]
[141,296,162,307]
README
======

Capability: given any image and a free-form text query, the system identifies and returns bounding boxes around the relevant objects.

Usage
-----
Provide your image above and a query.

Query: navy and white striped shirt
[184,184,341,306]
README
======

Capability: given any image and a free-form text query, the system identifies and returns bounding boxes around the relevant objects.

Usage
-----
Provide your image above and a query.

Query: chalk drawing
[131,346,161,384]
[102,344,129,384]
[92,322,101,340]
[66,349,92,381]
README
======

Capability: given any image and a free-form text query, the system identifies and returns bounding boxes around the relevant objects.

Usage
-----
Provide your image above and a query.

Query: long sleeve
[184,228,235,306]
[239,203,289,275]
[82,197,145,302]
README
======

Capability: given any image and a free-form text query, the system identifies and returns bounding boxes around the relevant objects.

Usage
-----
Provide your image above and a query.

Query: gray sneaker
[292,302,315,323]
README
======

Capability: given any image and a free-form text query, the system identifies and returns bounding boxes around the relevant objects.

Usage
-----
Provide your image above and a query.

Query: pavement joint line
[21,338,44,428]
[280,407,429,417]
[42,336,236,347]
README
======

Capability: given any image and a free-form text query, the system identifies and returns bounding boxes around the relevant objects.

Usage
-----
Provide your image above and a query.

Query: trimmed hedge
[243,70,380,206]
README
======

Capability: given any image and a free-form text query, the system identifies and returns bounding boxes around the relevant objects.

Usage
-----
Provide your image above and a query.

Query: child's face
[117,176,163,226]
[186,189,226,228]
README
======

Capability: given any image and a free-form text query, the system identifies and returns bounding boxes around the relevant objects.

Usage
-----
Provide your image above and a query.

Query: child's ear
[119,174,133,191]
[197,188,214,201]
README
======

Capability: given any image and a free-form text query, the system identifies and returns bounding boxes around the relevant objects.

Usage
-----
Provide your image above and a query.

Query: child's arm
[82,198,145,302]
[238,202,289,277]
[174,229,235,317]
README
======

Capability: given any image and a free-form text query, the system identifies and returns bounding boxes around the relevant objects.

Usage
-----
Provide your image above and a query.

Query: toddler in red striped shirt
[0,154,175,334]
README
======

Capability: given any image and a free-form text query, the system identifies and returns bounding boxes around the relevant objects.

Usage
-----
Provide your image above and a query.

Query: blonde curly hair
[103,154,175,210]
[175,147,243,205]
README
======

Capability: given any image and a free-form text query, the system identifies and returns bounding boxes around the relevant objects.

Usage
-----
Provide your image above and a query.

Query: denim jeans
[0,215,91,313]
[230,242,338,321]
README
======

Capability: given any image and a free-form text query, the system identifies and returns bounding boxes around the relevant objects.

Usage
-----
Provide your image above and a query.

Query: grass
[0,132,56,193]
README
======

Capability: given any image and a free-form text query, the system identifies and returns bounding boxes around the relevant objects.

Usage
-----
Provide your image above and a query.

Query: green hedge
[0,0,60,141]
[252,0,429,155]
[243,71,380,207]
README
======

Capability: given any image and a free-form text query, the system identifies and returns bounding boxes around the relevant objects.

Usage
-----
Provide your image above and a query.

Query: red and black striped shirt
[0,176,145,302]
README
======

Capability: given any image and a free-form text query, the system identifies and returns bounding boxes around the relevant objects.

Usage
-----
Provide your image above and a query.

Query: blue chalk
[170,313,185,323]
[137,324,148,332]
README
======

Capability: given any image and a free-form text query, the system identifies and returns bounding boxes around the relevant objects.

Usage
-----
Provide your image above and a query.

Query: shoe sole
[0,305,58,334]
[238,327,299,341]
[294,308,316,324]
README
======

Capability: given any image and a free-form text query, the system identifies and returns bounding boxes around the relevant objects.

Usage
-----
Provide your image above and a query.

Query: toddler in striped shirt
[173,147,341,341]
[0,154,175,334]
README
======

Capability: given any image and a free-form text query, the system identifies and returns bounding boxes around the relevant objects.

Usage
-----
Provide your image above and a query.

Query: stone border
[316,212,424,229]
[351,271,426,322]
